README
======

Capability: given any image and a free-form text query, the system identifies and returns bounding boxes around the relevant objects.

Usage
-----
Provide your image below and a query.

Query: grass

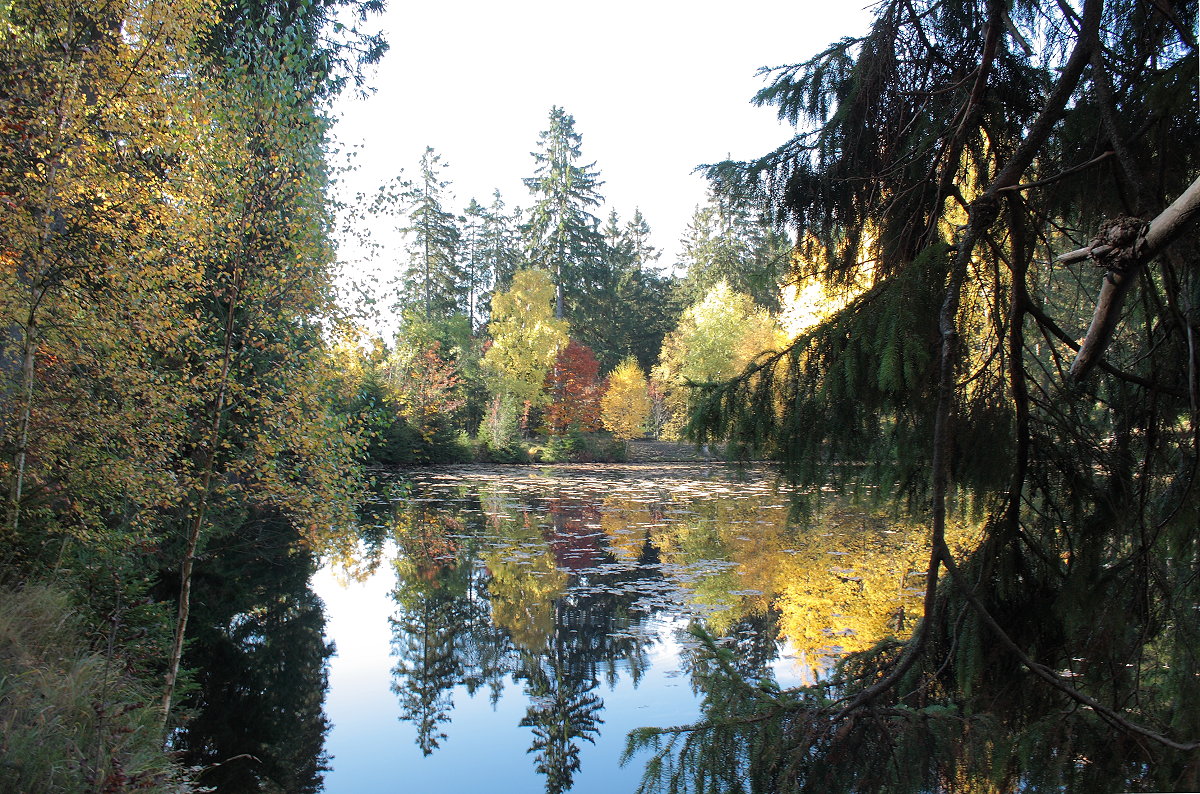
[0,583,194,793]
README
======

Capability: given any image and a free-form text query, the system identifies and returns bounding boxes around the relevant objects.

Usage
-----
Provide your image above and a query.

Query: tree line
[342,105,797,464]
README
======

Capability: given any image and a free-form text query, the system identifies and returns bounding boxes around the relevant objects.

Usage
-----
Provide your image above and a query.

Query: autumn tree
[381,341,465,446]
[0,0,209,546]
[0,5,226,744]
[652,282,781,439]
[601,358,651,441]
[158,42,370,725]
[0,0,381,742]
[482,269,569,424]
[544,341,603,436]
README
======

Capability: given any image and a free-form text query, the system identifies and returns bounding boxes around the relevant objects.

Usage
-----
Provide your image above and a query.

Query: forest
[1,0,1198,791]
[333,108,795,467]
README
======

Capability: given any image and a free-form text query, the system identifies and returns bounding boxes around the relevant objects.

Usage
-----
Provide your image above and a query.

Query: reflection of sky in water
[313,464,927,792]
[316,561,699,793]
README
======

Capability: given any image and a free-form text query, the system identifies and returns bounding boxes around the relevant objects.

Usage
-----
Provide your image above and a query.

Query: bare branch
[1064,174,1200,381]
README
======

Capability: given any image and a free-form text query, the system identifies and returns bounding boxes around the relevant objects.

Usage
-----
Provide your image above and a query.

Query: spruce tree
[398,147,463,321]
[474,190,525,325]
[633,0,1200,790]
[676,189,791,312]
[459,198,492,332]
[591,210,678,372]
[616,210,679,373]
[522,106,608,321]
[624,208,660,273]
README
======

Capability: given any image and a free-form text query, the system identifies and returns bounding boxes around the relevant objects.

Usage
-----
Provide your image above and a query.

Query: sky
[331,0,873,311]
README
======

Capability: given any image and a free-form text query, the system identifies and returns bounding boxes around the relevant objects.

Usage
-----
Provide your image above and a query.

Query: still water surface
[313,463,928,792]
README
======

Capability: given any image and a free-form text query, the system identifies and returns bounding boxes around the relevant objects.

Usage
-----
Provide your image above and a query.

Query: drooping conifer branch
[649,0,1198,788]
[833,0,1102,718]
[936,541,1200,751]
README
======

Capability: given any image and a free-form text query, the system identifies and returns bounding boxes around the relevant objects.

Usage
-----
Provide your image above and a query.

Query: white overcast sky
[331,0,872,300]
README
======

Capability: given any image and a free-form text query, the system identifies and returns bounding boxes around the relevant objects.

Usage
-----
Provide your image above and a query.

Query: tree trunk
[158,267,242,732]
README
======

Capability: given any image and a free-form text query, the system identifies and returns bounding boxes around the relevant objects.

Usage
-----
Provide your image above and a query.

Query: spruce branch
[836,0,1102,720]
[937,538,1200,752]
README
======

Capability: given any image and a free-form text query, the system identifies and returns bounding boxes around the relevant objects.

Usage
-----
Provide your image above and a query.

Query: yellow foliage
[652,282,782,439]
[601,357,651,440]
[0,0,367,546]
[482,269,569,406]
[602,483,980,682]
[477,485,567,652]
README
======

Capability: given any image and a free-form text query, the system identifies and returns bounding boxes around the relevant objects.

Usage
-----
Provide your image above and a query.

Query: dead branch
[1064,174,1200,382]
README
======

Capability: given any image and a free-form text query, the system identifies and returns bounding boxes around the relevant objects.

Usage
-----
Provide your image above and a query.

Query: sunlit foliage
[676,189,793,312]
[544,340,603,436]
[381,341,466,445]
[0,0,379,757]
[483,268,570,410]
[653,282,782,440]
[601,357,653,441]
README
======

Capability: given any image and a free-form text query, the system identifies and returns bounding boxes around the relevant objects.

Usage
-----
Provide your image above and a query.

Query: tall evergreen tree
[577,210,635,369]
[624,208,660,272]
[396,147,462,321]
[676,189,791,312]
[486,191,526,295]
[601,210,680,373]
[459,198,492,332]
[522,106,607,321]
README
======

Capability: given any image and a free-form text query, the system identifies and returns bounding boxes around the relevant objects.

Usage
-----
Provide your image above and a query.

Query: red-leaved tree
[543,340,602,435]
[393,342,465,442]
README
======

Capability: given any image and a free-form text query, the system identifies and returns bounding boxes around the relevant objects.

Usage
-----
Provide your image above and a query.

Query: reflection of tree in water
[723,610,783,680]
[518,645,605,794]
[171,509,332,794]
[387,466,955,792]
[545,497,657,685]
[517,530,662,791]
[386,479,665,790]
[391,580,463,755]
[389,500,500,754]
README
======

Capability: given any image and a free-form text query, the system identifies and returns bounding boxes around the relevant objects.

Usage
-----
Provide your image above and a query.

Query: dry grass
[0,583,193,793]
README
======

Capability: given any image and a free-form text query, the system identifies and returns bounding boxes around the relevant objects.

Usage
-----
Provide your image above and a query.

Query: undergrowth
[0,583,193,793]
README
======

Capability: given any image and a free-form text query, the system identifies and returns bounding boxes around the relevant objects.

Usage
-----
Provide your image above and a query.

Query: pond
[312,462,932,793]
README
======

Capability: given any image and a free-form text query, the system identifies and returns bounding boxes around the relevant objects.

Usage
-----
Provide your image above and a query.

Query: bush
[532,431,626,463]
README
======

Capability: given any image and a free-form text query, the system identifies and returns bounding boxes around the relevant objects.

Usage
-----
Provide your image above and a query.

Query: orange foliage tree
[543,340,602,435]
[388,342,465,443]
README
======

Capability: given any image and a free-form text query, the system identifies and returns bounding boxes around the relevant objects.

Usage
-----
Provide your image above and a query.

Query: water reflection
[174,509,333,793]
[338,463,937,792]
[383,476,665,791]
